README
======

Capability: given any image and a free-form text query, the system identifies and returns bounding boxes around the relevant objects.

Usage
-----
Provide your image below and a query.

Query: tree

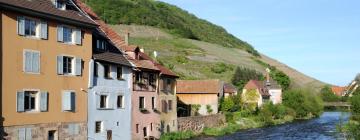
[241,89,260,111]
[221,98,235,112]
[320,86,340,102]
[231,67,263,91]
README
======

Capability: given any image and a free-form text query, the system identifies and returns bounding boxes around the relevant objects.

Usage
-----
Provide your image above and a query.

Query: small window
[135,72,142,83]
[150,123,153,131]
[168,100,173,111]
[100,95,107,109]
[24,91,38,111]
[151,97,155,109]
[24,18,37,37]
[104,65,111,79]
[63,26,72,43]
[117,95,124,108]
[23,50,40,73]
[63,56,73,74]
[149,73,156,86]
[117,66,123,80]
[139,97,145,109]
[96,39,107,51]
[95,121,102,133]
[136,124,139,133]
[94,63,98,77]
[54,0,66,10]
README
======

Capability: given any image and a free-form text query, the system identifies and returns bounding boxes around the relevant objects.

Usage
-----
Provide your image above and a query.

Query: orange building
[0,0,97,139]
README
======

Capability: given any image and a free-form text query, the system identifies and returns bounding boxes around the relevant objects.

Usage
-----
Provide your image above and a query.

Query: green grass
[160,130,196,140]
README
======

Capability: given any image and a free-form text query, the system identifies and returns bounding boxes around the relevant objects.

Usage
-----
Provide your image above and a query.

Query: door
[107,130,112,140]
[48,130,58,140]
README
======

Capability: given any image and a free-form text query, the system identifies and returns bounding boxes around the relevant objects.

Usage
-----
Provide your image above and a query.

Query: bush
[160,130,195,140]
[320,86,340,102]
[351,95,360,115]
[283,89,323,118]
[206,104,213,114]
[191,104,201,116]
[211,62,233,74]
[221,98,235,112]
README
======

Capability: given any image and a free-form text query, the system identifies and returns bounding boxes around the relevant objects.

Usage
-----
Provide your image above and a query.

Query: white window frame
[24,17,40,38]
[54,0,66,10]
[22,89,40,113]
[117,95,125,109]
[62,55,75,75]
[23,49,40,74]
[62,90,76,112]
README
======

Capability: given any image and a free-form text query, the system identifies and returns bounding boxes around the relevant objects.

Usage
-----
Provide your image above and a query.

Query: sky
[160,0,360,86]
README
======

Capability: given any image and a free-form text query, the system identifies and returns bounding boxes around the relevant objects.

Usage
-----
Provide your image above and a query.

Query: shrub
[283,89,323,118]
[206,104,213,114]
[320,86,340,102]
[175,55,188,64]
[221,98,235,112]
[191,104,201,116]
[160,130,195,140]
[351,95,360,116]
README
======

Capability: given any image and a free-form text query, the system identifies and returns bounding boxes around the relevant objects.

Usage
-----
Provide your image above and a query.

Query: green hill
[83,0,260,56]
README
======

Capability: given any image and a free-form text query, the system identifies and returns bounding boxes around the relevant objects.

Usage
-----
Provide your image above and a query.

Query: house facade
[242,78,282,107]
[177,80,223,116]
[156,64,178,134]
[0,0,97,139]
[223,83,238,98]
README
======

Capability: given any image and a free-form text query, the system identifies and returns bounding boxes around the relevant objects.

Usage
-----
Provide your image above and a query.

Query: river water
[198,112,350,140]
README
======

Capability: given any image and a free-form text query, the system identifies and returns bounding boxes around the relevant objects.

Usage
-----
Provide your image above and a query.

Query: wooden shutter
[70,92,76,111]
[57,56,63,75]
[57,25,63,42]
[25,128,32,140]
[17,16,25,35]
[96,94,100,109]
[62,91,71,111]
[40,21,48,39]
[32,52,40,73]
[40,91,48,112]
[24,51,32,72]
[18,128,26,140]
[75,58,82,76]
[17,91,25,112]
[74,29,82,45]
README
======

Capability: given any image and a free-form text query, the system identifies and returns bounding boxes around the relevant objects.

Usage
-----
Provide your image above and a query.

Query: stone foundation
[177,114,226,133]
[1,122,87,140]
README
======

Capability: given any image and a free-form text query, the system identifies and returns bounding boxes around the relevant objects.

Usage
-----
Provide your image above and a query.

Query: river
[196,112,350,140]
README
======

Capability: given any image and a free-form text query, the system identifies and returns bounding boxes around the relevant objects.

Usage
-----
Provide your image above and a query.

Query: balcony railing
[133,82,156,92]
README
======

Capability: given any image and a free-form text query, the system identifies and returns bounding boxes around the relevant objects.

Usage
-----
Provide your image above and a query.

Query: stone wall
[1,122,87,140]
[177,114,226,133]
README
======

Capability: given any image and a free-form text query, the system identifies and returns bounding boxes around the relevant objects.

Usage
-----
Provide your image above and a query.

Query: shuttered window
[62,91,75,112]
[18,128,32,140]
[95,121,102,133]
[68,123,80,135]
[23,50,40,74]
[17,16,47,39]
[57,56,82,76]
[17,90,48,113]
[57,25,82,45]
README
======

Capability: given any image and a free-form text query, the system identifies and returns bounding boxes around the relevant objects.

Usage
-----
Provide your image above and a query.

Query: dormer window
[54,0,66,10]
[96,39,107,51]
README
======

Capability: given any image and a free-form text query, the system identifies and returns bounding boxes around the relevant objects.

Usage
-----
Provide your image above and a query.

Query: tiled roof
[74,0,128,51]
[244,80,270,96]
[0,0,97,27]
[177,80,222,94]
[155,64,178,77]
[331,86,346,96]
[131,59,160,71]
[224,83,237,93]
[93,52,132,67]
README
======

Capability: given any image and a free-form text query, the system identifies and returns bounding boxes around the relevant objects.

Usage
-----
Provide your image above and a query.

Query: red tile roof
[131,59,159,71]
[243,80,270,96]
[331,86,346,96]
[177,80,222,94]
[224,83,237,93]
[0,0,97,27]
[93,52,132,67]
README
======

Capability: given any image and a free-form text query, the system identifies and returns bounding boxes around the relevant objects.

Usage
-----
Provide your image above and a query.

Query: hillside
[110,25,326,90]
[82,0,260,56]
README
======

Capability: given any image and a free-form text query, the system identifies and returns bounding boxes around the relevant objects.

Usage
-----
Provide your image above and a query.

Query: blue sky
[161,0,360,86]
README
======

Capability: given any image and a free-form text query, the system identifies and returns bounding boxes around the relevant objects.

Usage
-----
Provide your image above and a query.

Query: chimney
[124,30,129,46]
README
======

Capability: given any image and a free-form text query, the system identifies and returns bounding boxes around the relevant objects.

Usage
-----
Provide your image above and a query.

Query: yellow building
[0,0,97,139]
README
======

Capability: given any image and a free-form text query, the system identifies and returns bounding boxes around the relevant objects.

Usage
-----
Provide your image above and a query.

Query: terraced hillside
[110,25,326,90]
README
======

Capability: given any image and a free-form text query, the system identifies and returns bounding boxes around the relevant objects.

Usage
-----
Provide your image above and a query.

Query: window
[17,90,48,112]
[117,95,124,108]
[94,63,98,77]
[57,25,82,45]
[117,66,123,80]
[54,0,66,10]
[135,72,142,83]
[96,39,107,51]
[18,128,32,140]
[162,100,168,113]
[100,95,108,109]
[104,65,111,79]
[139,97,145,109]
[151,97,156,110]
[63,56,73,74]
[150,123,153,131]
[136,124,139,133]
[149,73,156,86]
[95,121,102,133]
[62,91,75,112]
[163,78,173,92]
[63,27,72,43]
[23,50,40,73]
[168,100,173,111]
[24,91,37,111]
[24,18,36,37]
[57,56,82,76]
